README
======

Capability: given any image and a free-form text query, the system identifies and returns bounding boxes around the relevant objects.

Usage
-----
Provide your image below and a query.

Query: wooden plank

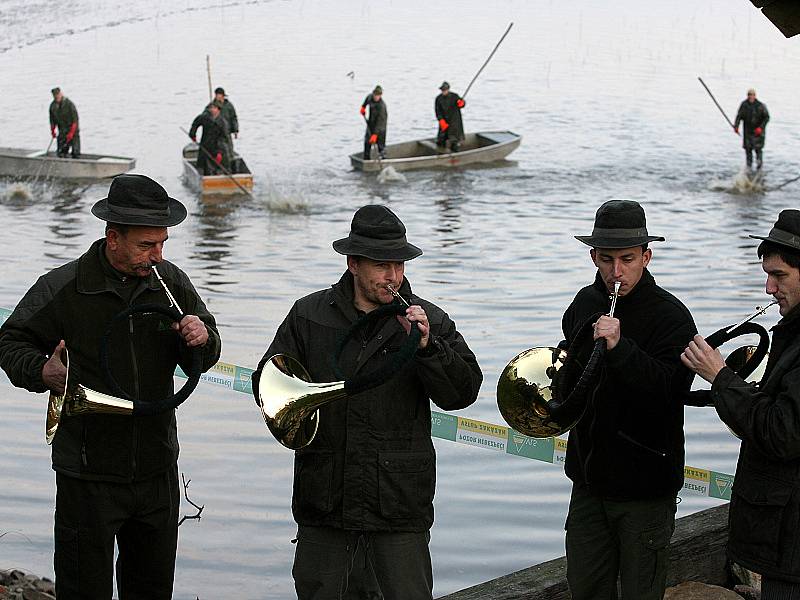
[438,503,729,600]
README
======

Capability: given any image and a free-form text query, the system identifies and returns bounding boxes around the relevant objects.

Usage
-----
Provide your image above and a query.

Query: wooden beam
[438,503,730,600]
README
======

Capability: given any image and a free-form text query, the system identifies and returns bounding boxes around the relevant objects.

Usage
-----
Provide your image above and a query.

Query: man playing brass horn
[561,200,696,600]
[0,174,221,600]
[252,204,482,599]
[682,210,800,599]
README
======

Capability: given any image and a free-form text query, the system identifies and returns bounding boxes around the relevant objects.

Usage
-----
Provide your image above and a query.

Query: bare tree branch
[178,472,204,527]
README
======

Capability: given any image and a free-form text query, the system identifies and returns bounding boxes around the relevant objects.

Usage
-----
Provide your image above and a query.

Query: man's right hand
[42,340,67,395]
[439,118,449,131]
[360,106,366,116]
[50,126,57,139]
[191,135,197,142]
[734,126,739,134]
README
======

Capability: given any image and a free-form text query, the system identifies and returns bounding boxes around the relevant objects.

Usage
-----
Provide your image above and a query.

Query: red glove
[733,126,739,135]
[360,106,366,116]
[215,152,222,165]
[369,134,378,144]
[754,127,763,136]
[191,135,197,142]
[439,118,449,131]
[50,125,56,138]
[456,98,465,108]
[66,122,77,143]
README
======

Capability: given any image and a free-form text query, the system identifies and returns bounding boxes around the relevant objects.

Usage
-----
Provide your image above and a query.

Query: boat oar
[462,22,514,99]
[30,137,56,187]
[698,77,740,136]
[179,127,255,199]
[770,173,800,191]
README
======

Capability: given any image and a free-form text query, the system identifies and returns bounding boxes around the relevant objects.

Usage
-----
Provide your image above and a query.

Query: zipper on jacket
[617,430,667,458]
[128,312,140,477]
[80,423,88,467]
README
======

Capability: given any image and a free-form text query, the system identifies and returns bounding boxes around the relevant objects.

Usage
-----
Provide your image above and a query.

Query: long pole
[179,127,255,199]
[698,77,739,136]
[462,22,514,99]
[206,55,213,102]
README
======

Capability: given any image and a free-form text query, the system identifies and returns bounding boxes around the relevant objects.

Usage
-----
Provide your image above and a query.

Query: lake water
[1,1,799,598]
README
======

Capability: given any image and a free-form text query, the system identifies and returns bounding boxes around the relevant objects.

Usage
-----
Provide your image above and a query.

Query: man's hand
[191,135,197,142]
[360,106,366,116]
[215,152,222,165]
[50,126,57,139]
[233,132,238,139]
[369,134,378,144]
[172,315,209,347]
[681,334,725,384]
[734,126,739,135]
[456,98,465,108]
[42,340,67,395]
[404,305,430,349]
[754,127,763,136]
[593,315,620,350]
[438,118,449,131]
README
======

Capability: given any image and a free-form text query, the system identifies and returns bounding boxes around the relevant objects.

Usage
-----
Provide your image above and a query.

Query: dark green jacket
[735,99,769,150]
[362,95,387,134]
[220,98,239,135]
[48,97,79,132]
[561,270,696,500]
[253,272,482,532]
[435,92,465,141]
[0,239,221,482]
[712,304,800,582]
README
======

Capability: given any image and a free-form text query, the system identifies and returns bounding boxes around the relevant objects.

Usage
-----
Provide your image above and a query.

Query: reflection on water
[2,0,800,598]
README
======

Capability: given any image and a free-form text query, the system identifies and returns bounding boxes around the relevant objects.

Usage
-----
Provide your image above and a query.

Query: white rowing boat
[0,147,135,180]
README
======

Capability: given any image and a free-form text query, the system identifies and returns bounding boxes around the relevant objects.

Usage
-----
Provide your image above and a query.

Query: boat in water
[0,147,135,180]
[182,143,253,196]
[349,130,521,172]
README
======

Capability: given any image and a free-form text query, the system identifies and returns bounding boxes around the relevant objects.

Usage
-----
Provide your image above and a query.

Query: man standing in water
[360,85,387,159]
[734,88,770,171]
[435,81,465,152]
[49,87,80,159]
[253,205,482,600]
[682,210,800,600]
[0,174,221,599]
[561,200,696,600]
[189,100,231,175]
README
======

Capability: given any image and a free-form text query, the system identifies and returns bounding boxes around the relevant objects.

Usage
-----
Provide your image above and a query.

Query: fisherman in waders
[734,88,770,172]
[189,100,231,175]
[49,87,80,159]
[360,85,387,160]
[435,81,465,152]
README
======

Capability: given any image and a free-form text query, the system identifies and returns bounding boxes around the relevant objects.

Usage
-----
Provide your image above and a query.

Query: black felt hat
[333,205,422,261]
[214,87,225,95]
[439,81,450,90]
[575,200,665,248]
[91,174,187,227]
[749,209,800,251]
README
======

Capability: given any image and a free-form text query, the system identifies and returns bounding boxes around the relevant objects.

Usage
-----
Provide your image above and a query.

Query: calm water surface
[1,1,800,598]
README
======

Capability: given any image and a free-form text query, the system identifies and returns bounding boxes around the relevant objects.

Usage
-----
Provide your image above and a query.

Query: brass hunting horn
[496,282,621,438]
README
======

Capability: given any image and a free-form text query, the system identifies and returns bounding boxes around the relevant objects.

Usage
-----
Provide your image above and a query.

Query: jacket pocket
[729,473,794,568]
[292,451,335,519]
[377,451,435,519]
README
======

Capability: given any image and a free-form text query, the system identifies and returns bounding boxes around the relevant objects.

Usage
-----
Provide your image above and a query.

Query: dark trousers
[435,129,460,152]
[565,483,677,600]
[292,525,433,600]
[745,147,763,169]
[763,579,800,600]
[57,132,81,158]
[363,130,386,160]
[54,465,180,600]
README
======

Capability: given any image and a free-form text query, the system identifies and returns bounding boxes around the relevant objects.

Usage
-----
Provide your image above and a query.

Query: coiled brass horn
[46,349,133,444]
[497,282,621,438]
[257,354,346,450]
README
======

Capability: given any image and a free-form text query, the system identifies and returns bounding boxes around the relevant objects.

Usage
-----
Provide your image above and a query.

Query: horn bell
[258,354,346,450]
[497,346,572,439]
[47,385,133,445]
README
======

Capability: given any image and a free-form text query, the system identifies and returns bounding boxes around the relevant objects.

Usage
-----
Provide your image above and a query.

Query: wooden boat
[0,147,135,180]
[349,130,521,172]
[182,143,253,196]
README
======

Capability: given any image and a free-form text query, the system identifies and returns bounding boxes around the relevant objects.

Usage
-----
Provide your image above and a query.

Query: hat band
[768,227,800,248]
[348,232,409,249]
[590,227,650,238]
[107,203,170,218]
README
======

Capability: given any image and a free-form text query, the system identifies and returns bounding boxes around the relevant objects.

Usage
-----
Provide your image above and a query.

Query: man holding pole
[360,85,387,160]
[189,100,231,175]
[435,82,465,152]
[49,87,80,159]
[734,88,770,172]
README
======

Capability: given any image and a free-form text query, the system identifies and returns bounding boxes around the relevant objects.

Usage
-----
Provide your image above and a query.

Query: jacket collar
[76,238,160,295]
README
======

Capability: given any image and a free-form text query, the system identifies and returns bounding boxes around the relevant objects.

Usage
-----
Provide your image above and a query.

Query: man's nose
[612,260,624,278]
[151,244,163,263]
[766,276,777,295]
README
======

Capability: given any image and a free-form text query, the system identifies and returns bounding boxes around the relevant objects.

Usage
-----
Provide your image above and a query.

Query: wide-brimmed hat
[749,209,800,252]
[91,174,187,227]
[439,81,450,91]
[575,200,665,248]
[333,205,422,261]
